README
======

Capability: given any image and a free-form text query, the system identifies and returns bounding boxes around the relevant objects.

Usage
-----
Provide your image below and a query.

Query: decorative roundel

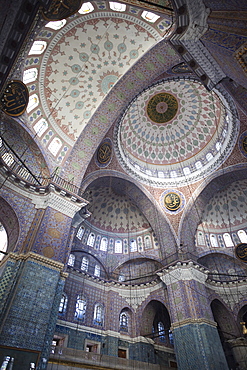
[115,77,239,187]
[160,189,185,214]
[235,243,247,263]
[95,138,112,168]
[239,131,247,157]
[0,80,29,117]
[146,93,178,123]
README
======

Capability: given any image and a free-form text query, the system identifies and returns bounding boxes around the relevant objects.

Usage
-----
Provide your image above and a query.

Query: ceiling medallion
[160,189,185,214]
[95,138,112,168]
[146,92,178,123]
[239,131,247,157]
[42,0,82,21]
[235,243,247,263]
[0,80,29,117]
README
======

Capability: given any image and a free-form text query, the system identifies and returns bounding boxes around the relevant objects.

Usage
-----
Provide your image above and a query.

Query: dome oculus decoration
[115,78,239,187]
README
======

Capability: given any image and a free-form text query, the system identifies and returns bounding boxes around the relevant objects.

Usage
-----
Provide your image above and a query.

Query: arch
[140,300,172,345]
[75,294,87,321]
[93,303,104,326]
[0,197,19,253]
[180,166,247,255]
[119,307,132,334]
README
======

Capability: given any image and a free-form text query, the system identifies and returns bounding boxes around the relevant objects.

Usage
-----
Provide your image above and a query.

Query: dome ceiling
[115,78,239,187]
[24,1,173,164]
[200,179,247,231]
[85,186,151,234]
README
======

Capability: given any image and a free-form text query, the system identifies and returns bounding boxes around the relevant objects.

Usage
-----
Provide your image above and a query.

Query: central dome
[115,78,238,187]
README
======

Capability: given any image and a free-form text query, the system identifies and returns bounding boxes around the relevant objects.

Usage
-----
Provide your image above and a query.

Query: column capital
[157,260,209,285]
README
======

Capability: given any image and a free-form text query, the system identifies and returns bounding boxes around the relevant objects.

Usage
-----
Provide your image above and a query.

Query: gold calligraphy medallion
[0,80,29,117]
[235,243,247,263]
[164,192,181,211]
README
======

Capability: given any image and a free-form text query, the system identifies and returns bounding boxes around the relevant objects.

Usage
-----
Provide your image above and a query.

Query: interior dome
[115,78,238,187]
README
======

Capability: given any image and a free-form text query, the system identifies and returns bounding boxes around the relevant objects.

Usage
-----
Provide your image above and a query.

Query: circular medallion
[146,92,178,123]
[160,189,185,214]
[235,243,247,263]
[164,192,181,211]
[238,131,247,158]
[42,0,82,21]
[96,138,112,168]
[0,80,29,117]
[243,136,247,154]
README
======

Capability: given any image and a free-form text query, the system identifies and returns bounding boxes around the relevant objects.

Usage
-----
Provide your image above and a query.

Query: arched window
[48,137,62,156]
[75,294,86,321]
[206,153,213,162]
[223,233,234,247]
[210,234,219,248]
[130,239,137,252]
[0,222,8,262]
[81,256,89,271]
[33,119,48,137]
[94,264,100,277]
[115,240,122,253]
[76,226,85,240]
[93,303,104,326]
[183,167,191,175]
[109,2,126,11]
[238,230,247,243]
[141,11,160,23]
[2,153,14,167]
[27,94,39,113]
[87,233,95,247]
[120,312,128,332]
[158,321,166,342]
[100,237,108,251]
[195,161,202,170]
[144,235,152,249]
[68,254,75,267]
[28,40,47,55]
[23,68,38,84]
[169,329,174,345]
[197,231,205,246]
[45,19,66,30]
[59,293,67,314]
[78,2,94,14]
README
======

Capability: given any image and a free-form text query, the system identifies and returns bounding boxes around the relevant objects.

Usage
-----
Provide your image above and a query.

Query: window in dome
[197,231,205,246]
[76,226,85,240]
[195,161,202,170]
[33,119,48,137]
[45,19,66,30]
[75,294,86,321]
[115,240,122,253]
[59,293,68,314]
[118,274,125,282]
[48,137,62,156]
[206,153,213,162]
[210,234,219,248]
[94,264,100,277]
[87,233,95,247]
[100,237,108,251]
[144,235,152,250]
[2,152,14,167]
[27,94,39,113]
[130,239,137,252]
[93,303,104,326]
[183,167,191,175]
[68,253,75,267]
[223,233,234,247]
[28,41,47,55]
[0,223,8,261]
[158,321,166,342]
[78,2,94,14]
[238,230,247,243]
[170,171,177,178]
[109,2,126,11]
[216,142,222,151]
[18,167,30,180]
[120,312,128,331]
[23,68,38,84]
[81,256,89,271]
[158,171,165,178]
[141,11,160,23]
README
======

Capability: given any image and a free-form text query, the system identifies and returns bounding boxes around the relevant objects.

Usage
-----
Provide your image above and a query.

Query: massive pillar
[0,187,86,370]
[158,261,229,370]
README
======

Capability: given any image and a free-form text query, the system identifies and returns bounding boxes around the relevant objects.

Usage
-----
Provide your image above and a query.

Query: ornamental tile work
[31,207,72,263]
